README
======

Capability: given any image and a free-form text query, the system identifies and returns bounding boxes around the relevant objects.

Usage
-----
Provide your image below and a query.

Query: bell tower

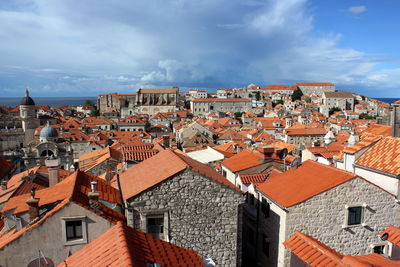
[20,89,38,144]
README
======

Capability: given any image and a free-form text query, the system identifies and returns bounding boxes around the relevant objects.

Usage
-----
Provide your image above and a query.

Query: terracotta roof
[355,137,400,175]
[257,160,356,208]
[192,98,251,102]
[324,91,353,98]
[122,142,163,162]
[284,231,400,267]
[343,134,381,154]
[362,124,392,137]
[222,150,264,172]
[240,167,281,185]
[284,231,345,266]
[120,149,241,200]
[2,170,122,215]
[286,128,327,136]
[381,225,400,246]
[58,221,204,267]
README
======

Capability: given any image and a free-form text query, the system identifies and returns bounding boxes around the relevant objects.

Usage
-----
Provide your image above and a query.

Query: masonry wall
[126,169,244,267]
[0,202,115,267]
[283,177,400,266]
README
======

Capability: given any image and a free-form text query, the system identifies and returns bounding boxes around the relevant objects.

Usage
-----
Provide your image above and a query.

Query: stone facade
[190,98,252,116]
[322,91,355,111]
[125,168,244,267]
[0,201,115,266]
[257,177,400,267]
[296,83,335,96]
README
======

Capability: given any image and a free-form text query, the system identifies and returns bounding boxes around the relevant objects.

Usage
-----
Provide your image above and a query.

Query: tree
[305,97,311,103]
[255,91,261,101]
[329,107,342,116]
[234,112,244,120]
[272,100,284,107]
[84,99,95,107]
[291,88,303,101]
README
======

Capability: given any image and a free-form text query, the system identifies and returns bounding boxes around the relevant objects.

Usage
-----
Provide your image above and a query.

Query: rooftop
[257,160,356,208]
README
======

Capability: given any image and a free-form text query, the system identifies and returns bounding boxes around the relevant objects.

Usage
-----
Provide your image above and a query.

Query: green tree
[291,88,303,101]
[329,107,342,116]
[234,112,244,119]
[84,99,95,106]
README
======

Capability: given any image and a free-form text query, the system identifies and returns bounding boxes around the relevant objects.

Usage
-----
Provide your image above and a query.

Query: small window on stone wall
[343,204,366,228]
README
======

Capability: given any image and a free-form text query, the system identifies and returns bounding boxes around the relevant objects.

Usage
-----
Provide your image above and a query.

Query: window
[66,220,83,241]
[373,245,385,255]
[347,206,362,225]
[261,198,270,218]
[262,234,270,257]
[147,215,164,239]
[61,217,87,245]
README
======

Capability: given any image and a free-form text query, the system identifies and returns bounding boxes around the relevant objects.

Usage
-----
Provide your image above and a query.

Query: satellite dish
[27,257,54,267]
[291,158,301,168]
[279,148,288,160]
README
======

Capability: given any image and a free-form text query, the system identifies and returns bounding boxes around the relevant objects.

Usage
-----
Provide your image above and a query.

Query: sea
[0,97,97,107]
[374,98,400,104]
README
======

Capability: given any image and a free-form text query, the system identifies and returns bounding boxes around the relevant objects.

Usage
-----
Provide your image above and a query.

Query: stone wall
[126,169,244,267]
[283,177,400,265]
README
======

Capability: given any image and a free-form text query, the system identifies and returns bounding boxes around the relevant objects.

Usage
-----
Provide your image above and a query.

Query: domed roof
[20,89,35,106]
[40,122,58,139]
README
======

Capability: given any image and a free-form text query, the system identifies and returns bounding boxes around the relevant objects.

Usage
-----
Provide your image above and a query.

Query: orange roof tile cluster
[240,167,282,185]
[138,88,178,94]
[342,134,381,154]
[257,160,356,208]
[286,128,327,136]
[58,221,204,267]
[213,141,246,158]
[381,225,400,246]
[120,149,241,200]
[122,142,164,162]
[285,231,400,267]
[362,124,392,137]
[355,137,400,175]
[284,231,345,266]
[221,150,264,172]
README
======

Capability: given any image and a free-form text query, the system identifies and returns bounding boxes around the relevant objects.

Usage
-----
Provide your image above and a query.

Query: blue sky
[0,0,399,97]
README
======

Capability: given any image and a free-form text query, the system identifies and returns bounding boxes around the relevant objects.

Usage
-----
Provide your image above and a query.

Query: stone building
[97,87,179,117]
[190,98,252,116]
[119,149,244,266]
[0,170,124,266]
[322,91,355,111]
[283,127,327,149]
[254,160,399,267]
[296,82,335,95]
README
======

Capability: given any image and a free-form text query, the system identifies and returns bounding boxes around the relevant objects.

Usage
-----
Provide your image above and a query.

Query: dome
[20,89,35,106]
[40,122,58,139]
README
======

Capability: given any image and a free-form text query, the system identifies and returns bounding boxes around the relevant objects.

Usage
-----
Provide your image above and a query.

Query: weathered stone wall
[283,177,400,265]
[126,169,244,267]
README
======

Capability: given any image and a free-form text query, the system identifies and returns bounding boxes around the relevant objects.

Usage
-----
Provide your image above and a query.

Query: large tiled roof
[221,150,264,173]
[355,137,400,175]
[119,149,241,200]
[342,134,381,154]
[286,128,327,136]
[257,160,356,208]
[362,124,392,137]
[324,91,353,98]
[296,82,334,86]
[284,231,400,267]
[380,225,400,246]
[2,170,122,215]
[58,221,204,267]
[284,231,345,266]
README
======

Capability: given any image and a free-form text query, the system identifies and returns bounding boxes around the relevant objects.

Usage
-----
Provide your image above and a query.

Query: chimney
[26,188,40,222]
[1,180,7,190]
[45,155,60,187]
[257,146,275,161]
[88,181,100,206]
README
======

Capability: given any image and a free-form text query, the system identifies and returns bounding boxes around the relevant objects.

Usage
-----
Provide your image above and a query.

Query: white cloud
[0,0,397,97]
[348,6,367,14]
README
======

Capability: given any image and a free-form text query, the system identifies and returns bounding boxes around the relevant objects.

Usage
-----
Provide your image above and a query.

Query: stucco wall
[126,169,244,267]
[0,201,115,267]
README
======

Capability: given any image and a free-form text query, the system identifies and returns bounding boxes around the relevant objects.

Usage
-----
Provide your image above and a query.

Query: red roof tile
[257,161,356,208]
[381,225,400,247]
[120,149,241,200]
[58,221,204,267]
[221,150,264,173]
[192,98,251,102]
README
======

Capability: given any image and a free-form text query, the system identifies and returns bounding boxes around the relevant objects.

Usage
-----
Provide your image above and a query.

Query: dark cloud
[0,0,399,96]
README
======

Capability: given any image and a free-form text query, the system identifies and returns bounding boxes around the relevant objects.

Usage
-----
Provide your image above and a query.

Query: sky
[0,0,400,97]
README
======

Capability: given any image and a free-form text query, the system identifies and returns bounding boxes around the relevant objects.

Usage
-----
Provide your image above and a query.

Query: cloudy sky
[0,0,399,97]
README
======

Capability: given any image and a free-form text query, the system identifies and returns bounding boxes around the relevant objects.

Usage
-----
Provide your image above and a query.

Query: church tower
[20,89,38,144]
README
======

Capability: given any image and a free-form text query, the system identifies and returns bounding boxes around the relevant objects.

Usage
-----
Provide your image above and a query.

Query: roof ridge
[304,160,356,177]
